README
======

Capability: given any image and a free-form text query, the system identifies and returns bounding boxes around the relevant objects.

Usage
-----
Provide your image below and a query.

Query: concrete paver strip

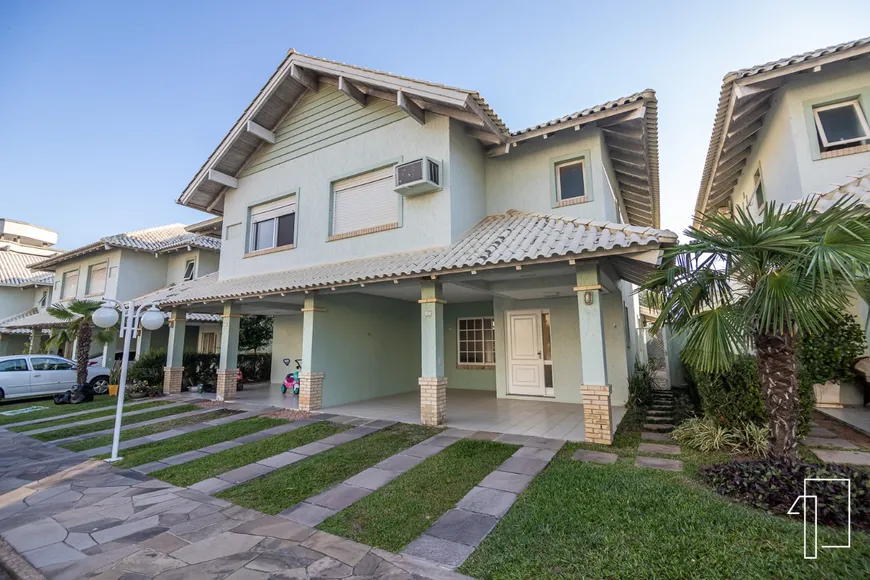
[0,398,166,429]
[638,443,681,456]
[635,456,683,472]
[50,408,219,446]
[810,449,870,465]
[20,402,192,435]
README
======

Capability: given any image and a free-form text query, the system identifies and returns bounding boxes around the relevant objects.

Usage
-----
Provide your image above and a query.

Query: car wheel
[0,388,4,400]
[90,377,110,394]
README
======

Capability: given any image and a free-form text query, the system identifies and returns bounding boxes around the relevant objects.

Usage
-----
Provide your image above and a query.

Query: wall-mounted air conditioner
[394,157,442,197]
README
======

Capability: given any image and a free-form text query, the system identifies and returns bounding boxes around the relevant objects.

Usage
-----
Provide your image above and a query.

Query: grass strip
[151,421,348,487]
[10,400,171,432]
[459,443,870,579]
[0,396,120,426]
[60,409,237,452]
[32,404,200,441]
[217,423,440,515]
[319,439,518,552]
[97,416,288,468]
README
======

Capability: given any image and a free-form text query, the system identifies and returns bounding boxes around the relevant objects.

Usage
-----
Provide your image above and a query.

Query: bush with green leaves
[626,360,656,409]
[672,416,770,457]
[182,353,219,386]
[700,459,869,531]
[798,313,866,387]
[684,354,767,428]
[127,349,167,386]
[238,354,272,383]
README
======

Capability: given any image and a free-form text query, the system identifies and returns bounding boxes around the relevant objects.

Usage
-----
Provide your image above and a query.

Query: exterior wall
[114,250,168,302]
[311,293,420,408]
[197,250,220,277]
[602,292,630,405]
[270,314,304,383]
[166,249,221,286]
[444,301,496,391]
[0,334,28,356]
[448,120,488,241]
[183,325,200,353]
[0,287,38,320]
[50,249,123,302]
[484,126,618,222]
[219,85,452,280]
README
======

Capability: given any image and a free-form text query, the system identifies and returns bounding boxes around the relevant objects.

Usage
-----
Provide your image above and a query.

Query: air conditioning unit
[394,157,442,197]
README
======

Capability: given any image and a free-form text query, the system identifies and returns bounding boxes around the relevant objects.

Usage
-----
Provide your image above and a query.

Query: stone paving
[50,407,223,446]
[1,398,160,430]
[0,426,471,579]
[402,435,565,570]
[805,419,870,465]
[20,402,193,436]
[634,390,683,472]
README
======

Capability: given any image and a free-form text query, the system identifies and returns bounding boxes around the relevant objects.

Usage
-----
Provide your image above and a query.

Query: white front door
[506,310,545,396]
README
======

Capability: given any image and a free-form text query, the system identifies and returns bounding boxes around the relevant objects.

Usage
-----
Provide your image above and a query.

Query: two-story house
[0,219,60,355]
[5,223,222,363]
[694,36,870,404]
[152,50,676,443]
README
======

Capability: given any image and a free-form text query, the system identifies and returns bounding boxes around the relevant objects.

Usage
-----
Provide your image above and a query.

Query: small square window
[183,259,196,281]
[248,195,297,253]
[555,159,586,202]
[813,100,870,149]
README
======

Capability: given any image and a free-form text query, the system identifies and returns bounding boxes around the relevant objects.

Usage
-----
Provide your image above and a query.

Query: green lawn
[0,395,119,426]
[217,423,440,514]
[10,400,171,432]
[151,421,348,487]
[60,408,237,452]
[32,404,200,441]
[460,443,869,579]
[319,439,518,552]
[96,416,289,468]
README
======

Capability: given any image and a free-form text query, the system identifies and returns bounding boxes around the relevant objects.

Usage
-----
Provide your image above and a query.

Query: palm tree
[46,300,116,385]
[643,198,870,459]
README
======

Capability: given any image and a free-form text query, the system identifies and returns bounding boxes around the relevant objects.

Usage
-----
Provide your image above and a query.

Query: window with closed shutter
[332,166,399,237]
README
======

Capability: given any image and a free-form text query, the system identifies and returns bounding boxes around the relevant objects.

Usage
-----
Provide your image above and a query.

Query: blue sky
[2,1,869,249]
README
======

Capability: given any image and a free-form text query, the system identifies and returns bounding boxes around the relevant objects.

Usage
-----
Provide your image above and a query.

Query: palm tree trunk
[754,330,799,459]
[76,322,92,385]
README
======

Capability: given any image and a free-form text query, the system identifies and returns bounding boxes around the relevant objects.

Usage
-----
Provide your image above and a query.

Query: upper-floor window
[60,270,78,300]
[752,168,765,209]
[38,290,47,308]
[813,100,870,151]
[85,262,107,296]
[183,259,196,281]
[555,159,586,205]
[249,194,296,253]
[331,165,399,240]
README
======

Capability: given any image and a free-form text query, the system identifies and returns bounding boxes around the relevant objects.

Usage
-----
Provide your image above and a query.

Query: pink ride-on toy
[281,358,301,394]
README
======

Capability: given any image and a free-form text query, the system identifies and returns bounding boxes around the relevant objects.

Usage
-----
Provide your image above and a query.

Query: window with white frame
[458,317,495,366]
[60,270,78,300]
[183,259,196,281]
[332,165,399,237]
[249,195,296,253]
[555,158,586,203]
[85,262,107,296]
[813,100,870,150]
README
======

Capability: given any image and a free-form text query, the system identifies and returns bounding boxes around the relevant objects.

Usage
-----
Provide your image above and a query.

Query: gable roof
[785,167,870,212]
[0,247,54,287]
[177,50,661,228]
[31,224,222,271]
[694,36,870,225]
[141,209,677,307]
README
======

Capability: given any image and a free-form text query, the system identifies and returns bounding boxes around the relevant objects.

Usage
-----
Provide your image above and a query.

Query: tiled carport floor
[322,390,626,442]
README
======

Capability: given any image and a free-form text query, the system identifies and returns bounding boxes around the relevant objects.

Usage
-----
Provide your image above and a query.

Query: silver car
[0,355,110,400]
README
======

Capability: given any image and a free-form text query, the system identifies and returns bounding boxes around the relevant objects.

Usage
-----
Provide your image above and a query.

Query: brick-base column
[163,367,184,395]
[581,384,613,445]
[419,377,447,426]
[299,372,324,411]
[216,369,238,402]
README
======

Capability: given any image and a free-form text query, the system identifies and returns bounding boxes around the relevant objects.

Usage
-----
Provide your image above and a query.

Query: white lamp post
[92,299,165,462]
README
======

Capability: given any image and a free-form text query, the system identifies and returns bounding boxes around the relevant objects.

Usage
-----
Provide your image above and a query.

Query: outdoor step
[635,456,682,472]
[641,432,674,442]
[643,423,674,432]
[401,439,565,570]
[638,443,681,456]
[647,410,670,415]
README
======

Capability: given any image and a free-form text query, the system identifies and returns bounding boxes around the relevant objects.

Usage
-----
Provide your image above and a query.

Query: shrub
[127,349,167,386]
[238,353,272,383]
[700,459,869,531]
[626,360,656,409]
[182,353,219,386]
[798,313,866,386]
[685,354,767,428]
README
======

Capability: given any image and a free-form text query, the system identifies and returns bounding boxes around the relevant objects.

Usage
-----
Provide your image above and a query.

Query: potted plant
[107,362,121,397]
[128,380,150,399]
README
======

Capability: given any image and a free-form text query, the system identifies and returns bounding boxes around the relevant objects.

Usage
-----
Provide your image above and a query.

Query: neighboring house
[694,37,870,402]
[154,50,676,443]
[4,223,222,362]
[0,219,60,355]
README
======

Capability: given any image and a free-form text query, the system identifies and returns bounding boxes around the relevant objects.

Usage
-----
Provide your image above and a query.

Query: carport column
[216,302,241,402]
[299,294,325,411]
[575,263,612,445]
[163,309,186,395]
[28,328,40,354]
[419,280,446,426]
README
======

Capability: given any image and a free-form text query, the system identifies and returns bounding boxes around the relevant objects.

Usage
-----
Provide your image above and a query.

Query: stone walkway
[634,390,682,472]
[0,426,471,579]
[282,426,460,527]
[49,407,222,446]
[188,417,395,496]
[402,433,565,569]
[18,402,193,436]
[0,398,161,430]
[806,419,870,466]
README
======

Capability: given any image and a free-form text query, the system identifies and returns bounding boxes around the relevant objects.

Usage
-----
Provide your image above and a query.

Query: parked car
[0,355,110,400]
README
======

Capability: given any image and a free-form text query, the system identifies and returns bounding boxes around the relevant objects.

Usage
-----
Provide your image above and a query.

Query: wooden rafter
[338,76,367,107]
